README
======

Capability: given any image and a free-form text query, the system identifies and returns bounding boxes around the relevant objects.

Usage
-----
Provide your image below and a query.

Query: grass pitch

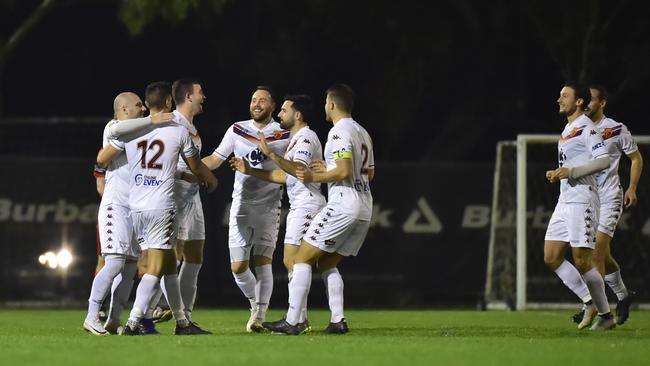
[0,309,649,366]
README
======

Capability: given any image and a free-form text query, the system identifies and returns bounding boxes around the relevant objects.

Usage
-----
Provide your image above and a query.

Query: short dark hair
[284,94,314,123]
[254,85,276,103]
[564,81,590,110]
[172,78,201,105]
[145,81,172,111]
[589,84,609,102]
[326,83,355,113]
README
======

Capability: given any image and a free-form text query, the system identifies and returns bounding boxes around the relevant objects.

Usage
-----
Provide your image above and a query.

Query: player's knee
[283,257,294,272]
[231,261,248,274]
[543,253,562,269]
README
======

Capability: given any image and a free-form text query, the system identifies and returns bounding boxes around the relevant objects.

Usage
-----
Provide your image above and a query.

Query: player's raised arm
[257,131,305,177]
[229,156,287,184]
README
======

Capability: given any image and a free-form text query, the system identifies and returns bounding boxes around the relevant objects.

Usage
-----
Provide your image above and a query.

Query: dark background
[2,0,650,308]
[2,0,650,161]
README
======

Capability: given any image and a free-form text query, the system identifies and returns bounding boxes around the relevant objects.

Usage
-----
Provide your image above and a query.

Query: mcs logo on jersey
[134,173,163,187]
[592,142,605,151]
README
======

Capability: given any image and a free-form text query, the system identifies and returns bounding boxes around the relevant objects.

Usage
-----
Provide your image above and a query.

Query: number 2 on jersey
[137,139,165,169]
[361,144,369,174]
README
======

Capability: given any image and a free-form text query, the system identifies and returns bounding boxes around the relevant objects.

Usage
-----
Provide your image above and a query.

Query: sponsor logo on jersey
[134,173,163,187]
[592,142,605,151]
[559,125,586,143]
[602,125,623,140]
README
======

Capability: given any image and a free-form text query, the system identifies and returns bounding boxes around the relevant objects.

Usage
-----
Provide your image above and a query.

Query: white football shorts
[97,203,139,258]
[176,193,205,241]
[132,208,178,250]
[228,200,280,262]
[303,206,370,257]
[545,202,599,248]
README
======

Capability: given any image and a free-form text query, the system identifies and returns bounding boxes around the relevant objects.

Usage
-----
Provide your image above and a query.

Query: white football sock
[128,273,159,323]
[288,271,308,322]
[286,263,312,326]
[322,268,345,323]
[605,270,629,301]
[161,274,188,326]
[87,255,125,321]
[254,264,273,320]
[582,267,611,315]
[145,285,163,318]
[233,268,257,304]
[554,260,592,303]
[179,262,202,317]
[107,260,136,323]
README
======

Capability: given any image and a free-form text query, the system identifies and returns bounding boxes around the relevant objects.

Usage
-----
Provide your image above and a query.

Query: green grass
[1,309,649,366]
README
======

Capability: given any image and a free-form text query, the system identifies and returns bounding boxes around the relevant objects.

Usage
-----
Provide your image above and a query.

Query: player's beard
[251,109,272,123]
[280,117,294,130]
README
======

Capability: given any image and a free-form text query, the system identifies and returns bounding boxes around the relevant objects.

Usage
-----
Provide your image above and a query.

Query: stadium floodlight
[57,249,73,269]
[485,134,650,310]
[38,249,74,270]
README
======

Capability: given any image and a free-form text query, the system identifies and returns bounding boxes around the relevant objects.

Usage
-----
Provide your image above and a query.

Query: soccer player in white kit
[97,103,217,335]
[84,92,174,335]
[202,86,290,332]
[229,94,326,331]
[585,85,643,325]
[264,84,375,335]
[543,82,615,331]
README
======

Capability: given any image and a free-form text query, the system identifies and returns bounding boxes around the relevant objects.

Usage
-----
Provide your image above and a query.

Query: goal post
[486,134,650,310]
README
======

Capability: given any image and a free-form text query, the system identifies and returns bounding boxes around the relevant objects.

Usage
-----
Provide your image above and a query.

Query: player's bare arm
[95,177,105,196]
[185,154,218,193]
[96,145,122,167]
[202,154,225,171]
[297,158,352,184]
[257,131,305,177]
[229,156,287,184]
[625,149,643,208]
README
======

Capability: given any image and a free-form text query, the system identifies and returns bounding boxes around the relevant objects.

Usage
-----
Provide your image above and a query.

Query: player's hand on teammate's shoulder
[296,165,313,183]
[256,132,272,156]
[229,157,251,174]
[309,160,326,173]
[150,112,175,125]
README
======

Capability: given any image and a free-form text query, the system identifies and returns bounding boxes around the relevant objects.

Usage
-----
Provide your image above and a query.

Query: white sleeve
[292,136,317,166]
[107,117,152,140]
[366,135,375,169]
[620,124,638,155]
[180,130,198,158]
[213,125,235,160]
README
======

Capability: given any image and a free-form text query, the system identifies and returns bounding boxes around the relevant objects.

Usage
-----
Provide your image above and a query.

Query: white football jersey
[324,118,374,220]
[172,110,202,202]
[284,126,326,210]
[594,116,638,202]
[556,114,609,203]
[100,119,130,207]
[111,123,198,212]
[213,119,290,204]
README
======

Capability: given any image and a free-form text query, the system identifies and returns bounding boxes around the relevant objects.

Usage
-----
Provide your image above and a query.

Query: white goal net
[485,134,650,310]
